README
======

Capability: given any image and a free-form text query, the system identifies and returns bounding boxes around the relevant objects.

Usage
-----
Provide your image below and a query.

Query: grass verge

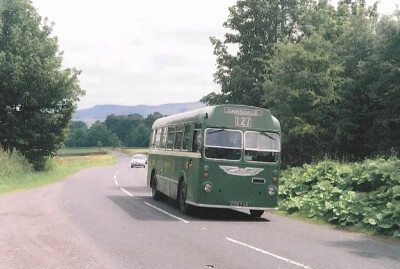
[271,211,387,238]
[0,150,118,195]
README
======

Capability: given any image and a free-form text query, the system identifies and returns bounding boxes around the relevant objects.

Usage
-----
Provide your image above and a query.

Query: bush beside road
[279,158,400,237]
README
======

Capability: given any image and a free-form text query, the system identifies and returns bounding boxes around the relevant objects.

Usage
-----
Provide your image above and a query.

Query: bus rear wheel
[250,210,264,218]
[151,173,162,201]
[178,180,192,214]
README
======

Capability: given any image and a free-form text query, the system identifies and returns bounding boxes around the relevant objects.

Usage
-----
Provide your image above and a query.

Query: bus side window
[155,128,162,149]
[167,126,175,150]
[150,129,156,149]
[182,124,193,151]
[174,125,184,150]
[160,127,167,150]
[192,129,202,153]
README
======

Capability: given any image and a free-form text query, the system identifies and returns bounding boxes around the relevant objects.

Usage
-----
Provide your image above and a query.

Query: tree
[65,121,88,147]
[65,112,162,148]
[144,112,163,128]
[86,121,111,147]
[263,0,396,165]
[104,113,144,145]
[201,0,399,166]
[108,132,120,148]
[128,124,150,147]
[332,2,380,158]
[201,0,308,106]
[0,0,84,170]
[341,15,400,157]
[264,33,343,165]
[369,16,400,154]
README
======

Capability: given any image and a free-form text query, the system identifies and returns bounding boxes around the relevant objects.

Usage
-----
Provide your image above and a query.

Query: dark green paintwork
[147,104,281,211]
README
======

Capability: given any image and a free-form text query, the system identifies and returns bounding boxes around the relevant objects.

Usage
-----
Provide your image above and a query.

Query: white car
[130,154,147,168]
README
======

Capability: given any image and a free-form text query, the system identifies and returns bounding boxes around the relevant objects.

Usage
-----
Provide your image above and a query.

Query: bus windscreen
[205,128,242,160]
[244,131,280,163]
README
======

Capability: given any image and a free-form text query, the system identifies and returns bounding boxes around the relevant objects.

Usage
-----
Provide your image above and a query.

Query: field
[116,147,148,156]
[0,148,118,195]
[57,147,108,156]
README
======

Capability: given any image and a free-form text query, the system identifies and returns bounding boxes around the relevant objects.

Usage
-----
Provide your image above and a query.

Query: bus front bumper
[185,201,278,211]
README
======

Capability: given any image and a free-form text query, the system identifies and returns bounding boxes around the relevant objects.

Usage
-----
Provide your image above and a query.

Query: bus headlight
[203,182,213,193]
[267,185,277,196]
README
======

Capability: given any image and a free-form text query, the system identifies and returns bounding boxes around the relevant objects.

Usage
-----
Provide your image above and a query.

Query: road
[0,151,399,269]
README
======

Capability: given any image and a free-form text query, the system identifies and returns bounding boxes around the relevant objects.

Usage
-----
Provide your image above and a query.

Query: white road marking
[120,187,134,197]
[226,237,313,269]
[114,174,119,186]
[117,184,189,224]
[143,201,189,224]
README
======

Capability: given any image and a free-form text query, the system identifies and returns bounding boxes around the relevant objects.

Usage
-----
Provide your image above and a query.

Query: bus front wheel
[151,174,162,201]
[178,180,192,214]
[250,210,264,218]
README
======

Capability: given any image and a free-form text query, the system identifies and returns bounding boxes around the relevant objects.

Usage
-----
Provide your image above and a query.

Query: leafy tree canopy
[202,0,399,166]
[0,0,84,170]
[65,112,164,148]
[202,0,309,107]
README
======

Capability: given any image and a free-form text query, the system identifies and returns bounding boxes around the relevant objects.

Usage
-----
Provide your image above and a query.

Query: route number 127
[235,116,252,127]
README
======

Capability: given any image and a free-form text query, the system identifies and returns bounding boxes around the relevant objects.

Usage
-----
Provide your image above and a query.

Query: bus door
[185,124,202,201]
[163,126,175,194]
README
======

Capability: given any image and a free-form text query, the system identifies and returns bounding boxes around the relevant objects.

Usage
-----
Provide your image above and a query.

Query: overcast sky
[31,0,399,110]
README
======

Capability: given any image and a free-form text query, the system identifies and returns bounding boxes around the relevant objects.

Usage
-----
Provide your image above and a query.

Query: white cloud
[31,0,399,109]
[32,0,237,109]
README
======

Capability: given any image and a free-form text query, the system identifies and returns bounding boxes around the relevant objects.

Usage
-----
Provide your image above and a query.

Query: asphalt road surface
[1,151,399,269]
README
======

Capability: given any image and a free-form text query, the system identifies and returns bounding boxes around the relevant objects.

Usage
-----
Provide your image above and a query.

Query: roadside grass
[272,210,382,237]
[0,149,118,195]
[116,147,148,156]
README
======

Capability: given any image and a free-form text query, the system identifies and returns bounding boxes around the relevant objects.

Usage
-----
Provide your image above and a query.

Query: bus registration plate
[230,201,249,207]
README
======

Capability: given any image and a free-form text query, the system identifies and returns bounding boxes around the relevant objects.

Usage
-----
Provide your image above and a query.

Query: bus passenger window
[160,127,167,149]
[183,124,193,151]
[174,126,183,150]
[154,128,161,149]
[150,129,156,149]
[167,126,175,150]
[192,130,202,152]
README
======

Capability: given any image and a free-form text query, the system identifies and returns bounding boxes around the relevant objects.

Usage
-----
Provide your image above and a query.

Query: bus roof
[152,105,280,132]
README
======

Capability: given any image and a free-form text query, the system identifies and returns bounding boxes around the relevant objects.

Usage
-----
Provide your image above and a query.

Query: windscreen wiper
[260,131,276,140]
[208,129,225,135]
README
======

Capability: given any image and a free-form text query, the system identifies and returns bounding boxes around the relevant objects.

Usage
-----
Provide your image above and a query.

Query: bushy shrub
[0,149,33,184]
[279,158,400,237]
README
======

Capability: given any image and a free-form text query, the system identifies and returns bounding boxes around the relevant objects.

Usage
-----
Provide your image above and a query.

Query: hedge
[279,158,400,237]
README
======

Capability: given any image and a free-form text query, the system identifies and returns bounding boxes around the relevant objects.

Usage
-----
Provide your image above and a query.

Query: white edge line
[119,187,189,224]
[120,187,133,197]
[114,180,119,187]
[226,237,313,269]
[143,201,189,224]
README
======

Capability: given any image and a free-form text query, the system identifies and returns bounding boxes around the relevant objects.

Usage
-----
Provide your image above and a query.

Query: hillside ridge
[74,101,205,125]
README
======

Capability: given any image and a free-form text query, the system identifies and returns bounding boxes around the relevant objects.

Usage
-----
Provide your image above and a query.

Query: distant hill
[74,101,206,126]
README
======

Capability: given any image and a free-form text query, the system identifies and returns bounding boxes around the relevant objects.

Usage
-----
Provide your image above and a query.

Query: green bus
[147,105,281,217]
